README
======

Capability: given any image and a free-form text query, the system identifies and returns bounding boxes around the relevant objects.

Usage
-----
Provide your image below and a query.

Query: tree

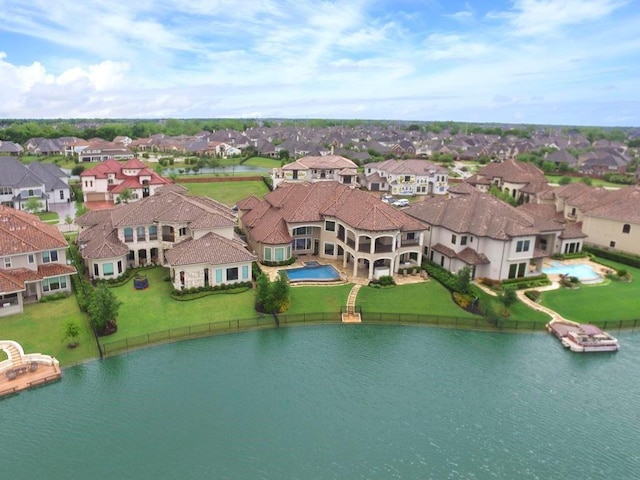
[559,176,572,185]
[62,321,80,348]
[71,165,85,176]
[456,267,471,295]
[271,273,291,313]
[279,149,290,160]
[75,203,88,218]
[254,273,290,313]
[581,176,593,186]
[118,188,133,204]
[499,287,518,316]
[89,284,122,335]
[24,197,43,214]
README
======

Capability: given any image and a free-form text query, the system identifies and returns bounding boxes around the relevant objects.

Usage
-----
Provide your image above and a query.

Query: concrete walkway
[474,280,572,323]
[342,285,362,323]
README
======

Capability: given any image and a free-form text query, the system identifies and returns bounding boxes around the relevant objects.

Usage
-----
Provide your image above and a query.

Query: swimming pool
[542,262,602,283]
[280,264,341,282]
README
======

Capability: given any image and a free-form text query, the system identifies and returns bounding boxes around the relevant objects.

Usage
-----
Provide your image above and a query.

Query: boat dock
[0,340,62,399]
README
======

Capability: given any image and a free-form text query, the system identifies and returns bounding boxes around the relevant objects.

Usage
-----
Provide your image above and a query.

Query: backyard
[0,296,97,366]
[540,259,640,323]
[179,180,269,206]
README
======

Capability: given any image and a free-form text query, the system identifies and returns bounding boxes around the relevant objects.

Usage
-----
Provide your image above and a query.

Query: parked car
[392,198,409,207]
[380,194,394,204]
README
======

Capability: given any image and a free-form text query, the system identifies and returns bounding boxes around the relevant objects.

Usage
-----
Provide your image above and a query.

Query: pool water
[542,261,602,282]
[280,264,341,282]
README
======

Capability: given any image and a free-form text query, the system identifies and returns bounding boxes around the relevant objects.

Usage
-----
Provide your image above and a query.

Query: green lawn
[472,288,551,323]
[243,156,282,168]
[107,267,261,341]
[287,284,353,314]
[21,155,77,170]
[540,259,640,323]
[0,296,98,366]
[37,211,59,223]
[180,180,269,206]
[545,175,621,189]
[357,282,477,318]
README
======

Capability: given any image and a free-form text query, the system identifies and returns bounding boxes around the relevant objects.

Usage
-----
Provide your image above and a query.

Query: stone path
[342,284,362,323]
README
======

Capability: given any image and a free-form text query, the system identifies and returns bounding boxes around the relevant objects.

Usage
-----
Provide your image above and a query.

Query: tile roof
[164,232,256,267]
[0,206,68,256]
[373,159,447,176]
[469,159,548,194]
[282,155,357,171]
[404,188,541,240]
[241,182,426,245]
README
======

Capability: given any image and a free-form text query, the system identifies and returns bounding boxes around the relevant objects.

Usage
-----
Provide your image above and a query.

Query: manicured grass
[357,282,477,318]
[243,156,282,168]
[540,260,640,322]
[21,155,77,170]
[287,284,353,314]
[37,211,59,223]
[545,175,621,189]
[473,288,551,323]
[179,180,269,206]
[0,296,98,366]
[107,267,261,341]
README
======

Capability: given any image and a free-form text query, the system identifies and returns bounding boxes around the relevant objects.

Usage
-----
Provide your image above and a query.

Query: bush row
[369,275,395,288]
[583,245,640,269]
[171,281,252,298]
[39,292,71,303]
[422,261,459,292]
[261,257,296,267]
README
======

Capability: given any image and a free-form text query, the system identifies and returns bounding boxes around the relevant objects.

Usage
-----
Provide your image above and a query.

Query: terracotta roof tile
[164,232,256,266]
[0,206,68,256]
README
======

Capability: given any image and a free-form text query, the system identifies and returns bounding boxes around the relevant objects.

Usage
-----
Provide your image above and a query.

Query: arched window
[622,224,631,234]
[124,227,133,243]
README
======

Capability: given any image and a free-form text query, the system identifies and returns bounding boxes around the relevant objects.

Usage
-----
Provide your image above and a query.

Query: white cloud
[488,0,628,36]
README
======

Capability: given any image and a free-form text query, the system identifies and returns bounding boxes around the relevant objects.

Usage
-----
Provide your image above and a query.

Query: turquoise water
[543,262,601,281]
[281,264,341,281]
[1,325,639,479]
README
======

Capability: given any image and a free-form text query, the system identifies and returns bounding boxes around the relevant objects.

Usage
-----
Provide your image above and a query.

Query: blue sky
[0,0,638,125]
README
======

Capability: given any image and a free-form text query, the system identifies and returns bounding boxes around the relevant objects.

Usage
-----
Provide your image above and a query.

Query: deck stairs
[3,343,24,367]
[342,285,362,323]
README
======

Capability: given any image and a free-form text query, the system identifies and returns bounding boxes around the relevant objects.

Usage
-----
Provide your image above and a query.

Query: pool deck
[262,255,428,287]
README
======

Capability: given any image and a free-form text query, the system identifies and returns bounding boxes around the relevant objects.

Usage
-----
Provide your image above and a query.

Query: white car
[380,195,394,204]
[392,199,409,207]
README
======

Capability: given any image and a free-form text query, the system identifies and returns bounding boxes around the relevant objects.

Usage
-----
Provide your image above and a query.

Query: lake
[1,325,638,479]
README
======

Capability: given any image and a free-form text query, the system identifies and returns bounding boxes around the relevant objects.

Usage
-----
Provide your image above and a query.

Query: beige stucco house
[238,182,427,280]
[76,186,255,290]
[0,206,76,317]
[271,155,358,189]
[362,159,449,195]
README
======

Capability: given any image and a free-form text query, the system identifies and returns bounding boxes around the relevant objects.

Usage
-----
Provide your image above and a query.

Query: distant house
[0,140,23,156]
[78,142,135,162]
[76,186,255,289]
[26,162,72,205]
[271,155,358,189]
[362,159,448,195]
[24,138,63,156]
[541,183,640,256]
[404,183,579,280]
[545,149,578,169]
[0,206,76,317]
[465,159,549,204]
[80,158,170,203]
[0,157,57,212]
[238,182,427,280]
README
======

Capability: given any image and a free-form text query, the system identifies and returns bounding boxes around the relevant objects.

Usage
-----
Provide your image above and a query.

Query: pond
[2,325,639,479]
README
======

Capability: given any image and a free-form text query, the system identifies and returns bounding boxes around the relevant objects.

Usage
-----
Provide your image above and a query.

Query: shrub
[378,275,395,287]
[261,257,296,267]
[524,290,541,302]
[583,245,640,269]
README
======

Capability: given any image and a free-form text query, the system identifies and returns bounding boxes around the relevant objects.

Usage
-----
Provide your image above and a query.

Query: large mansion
[271,155,358,189]
[80,158,170,204]
[0,206,76,317]
[404,183,586,280]
[361,159,449,196]
[238,182,427,280]
[76,186,255,290]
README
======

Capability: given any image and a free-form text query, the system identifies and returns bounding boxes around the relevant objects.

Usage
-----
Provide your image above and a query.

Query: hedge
[583,245,640,269]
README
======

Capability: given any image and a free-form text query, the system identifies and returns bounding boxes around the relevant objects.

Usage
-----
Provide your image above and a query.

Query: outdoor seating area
[5,362,39,380]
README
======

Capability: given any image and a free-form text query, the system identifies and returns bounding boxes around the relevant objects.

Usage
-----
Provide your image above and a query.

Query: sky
[0,0,639,126]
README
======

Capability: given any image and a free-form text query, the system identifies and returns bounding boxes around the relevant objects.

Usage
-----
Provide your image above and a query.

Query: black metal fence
[99,312,640,357]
